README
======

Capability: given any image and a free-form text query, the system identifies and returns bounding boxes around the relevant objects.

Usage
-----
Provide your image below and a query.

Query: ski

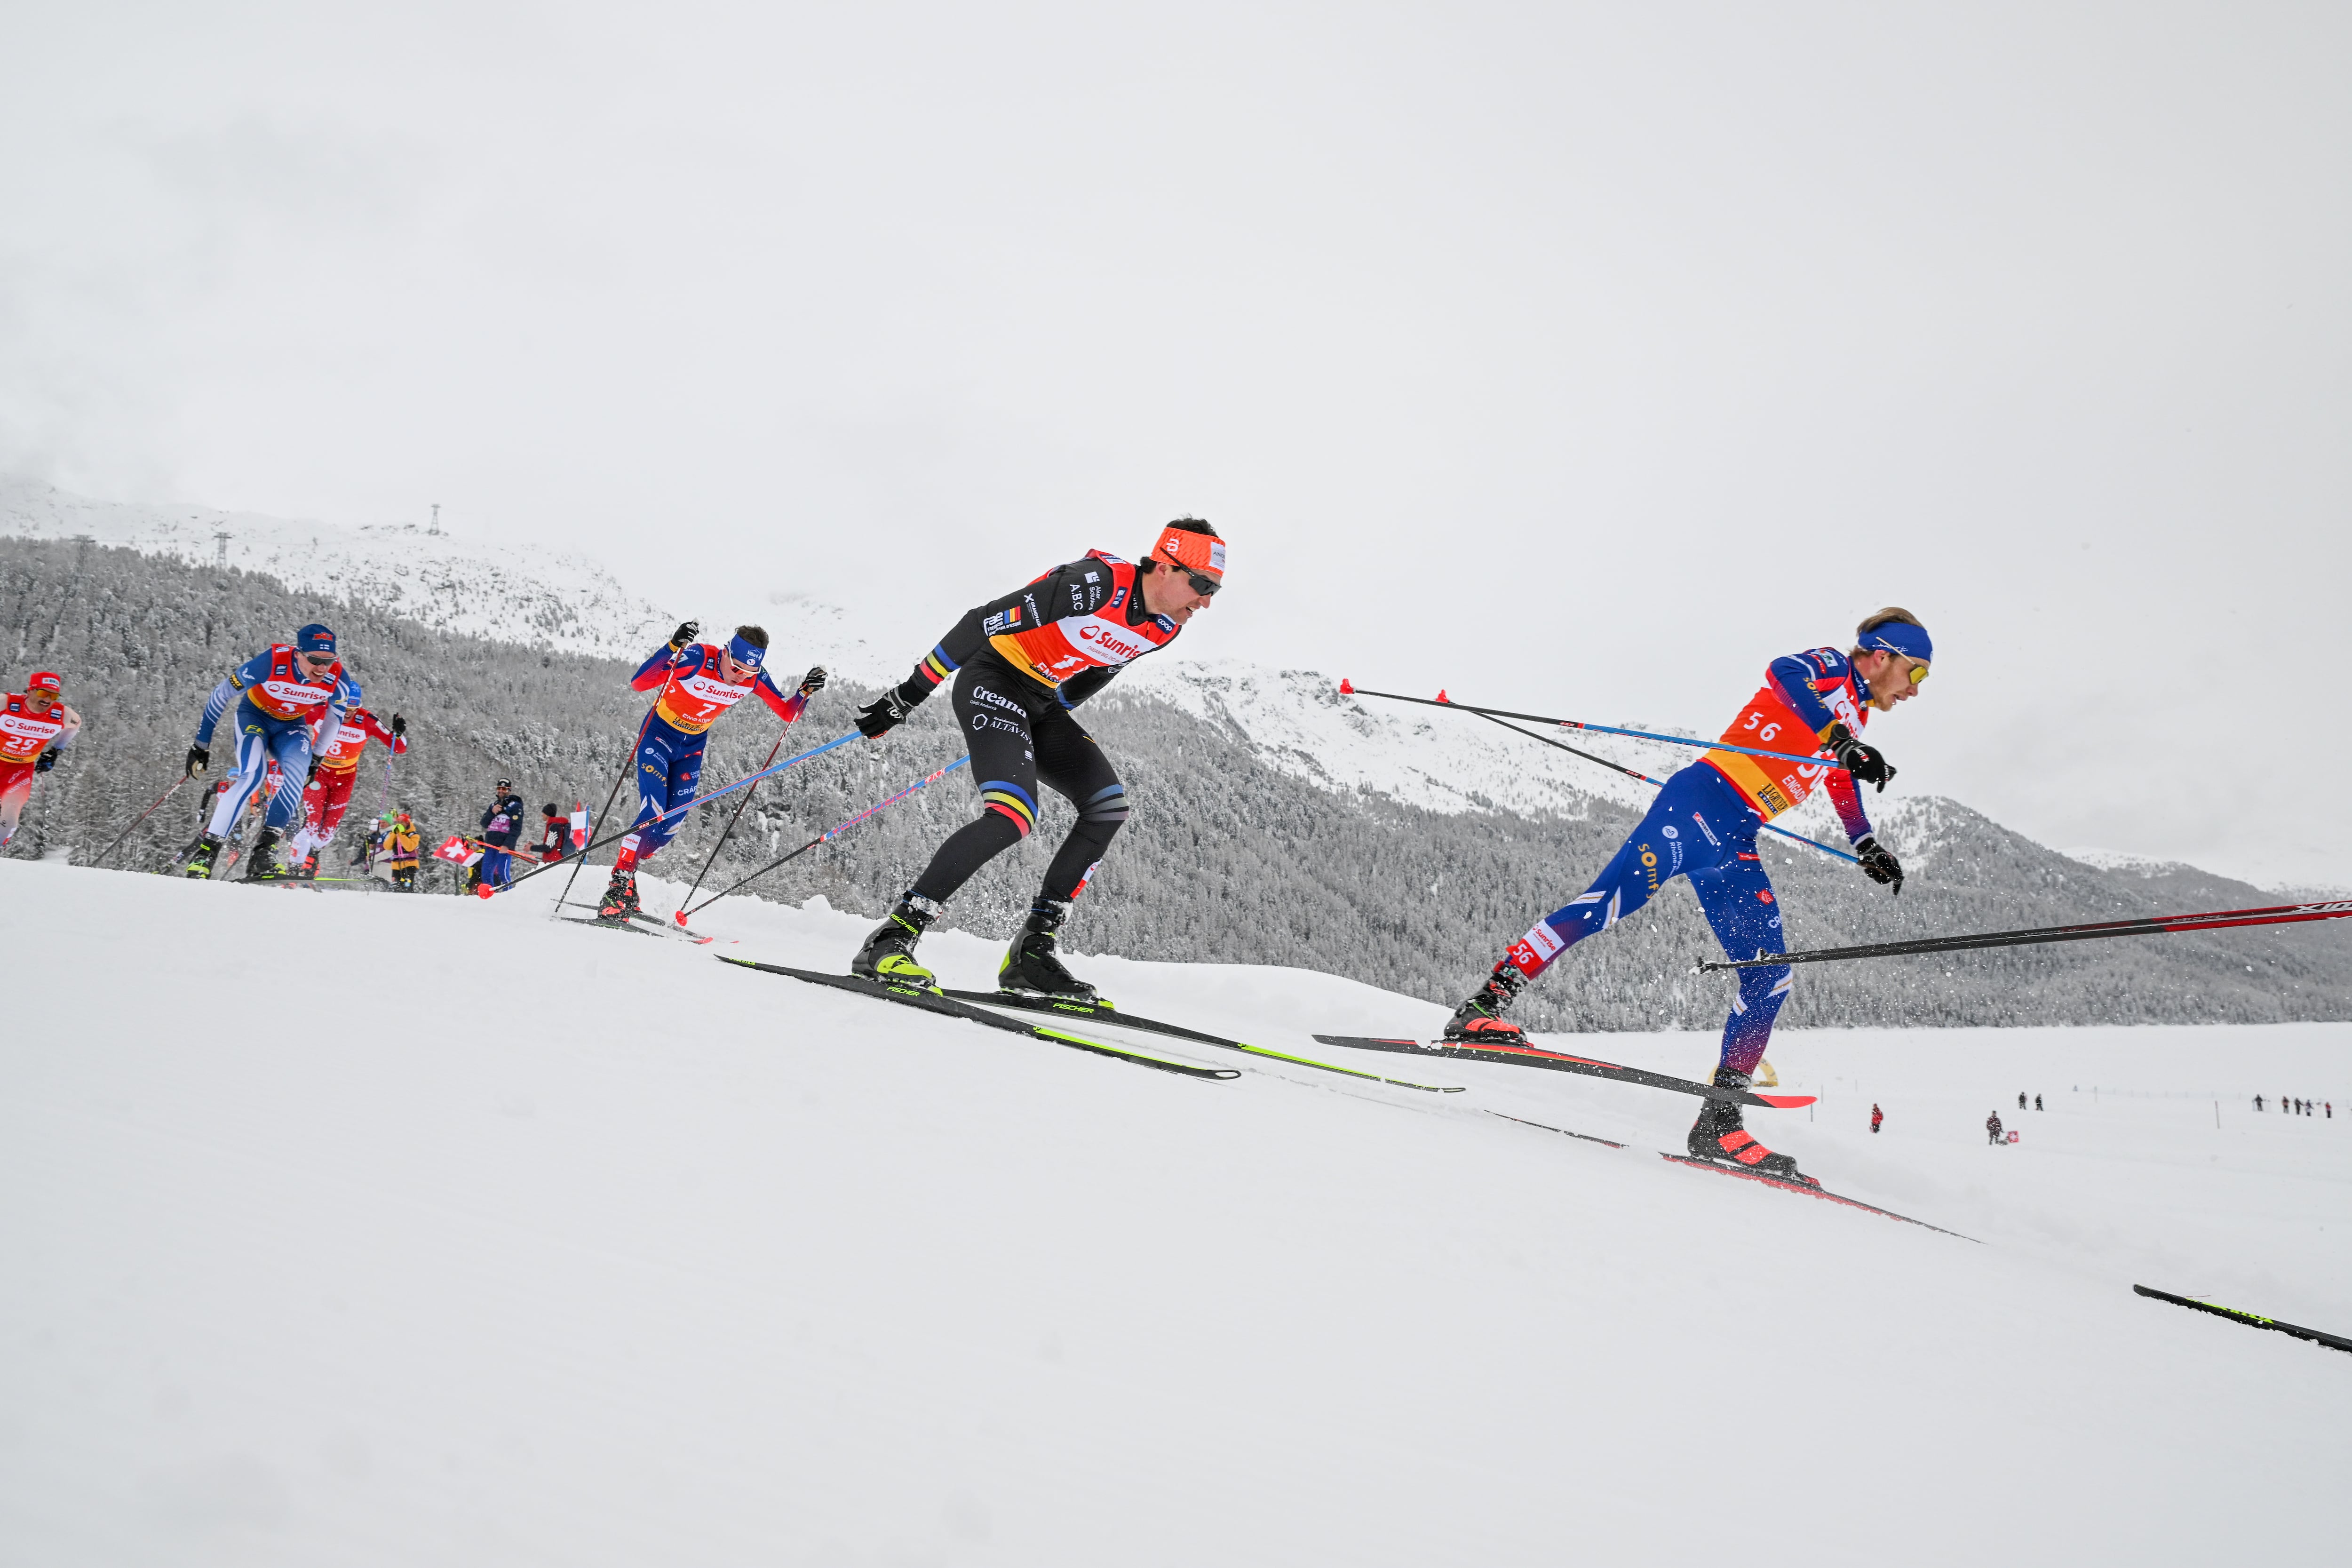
[719,959,1241,1081]
[560,914,673,940]
[560,903,718,944]
[2133,1284,2352,1355]
[1311,1035,1814,1108]
[1488,1112,1977,1239]
[944,990,1466,1093]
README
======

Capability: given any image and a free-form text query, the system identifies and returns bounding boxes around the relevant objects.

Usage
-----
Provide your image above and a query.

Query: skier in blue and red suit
[594,622,826,919]
[1440,608,1935,1185]
[182,622,356,883]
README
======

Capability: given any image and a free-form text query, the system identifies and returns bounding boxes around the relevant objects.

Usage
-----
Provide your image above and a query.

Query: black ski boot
[853,895,941,987]
[597,868,641,921]
[1442,962,1529,1044]
[243,827,291,882]
[997,899,1097,1001]
[1687,1070,1816,1186]
[184,834,225,880]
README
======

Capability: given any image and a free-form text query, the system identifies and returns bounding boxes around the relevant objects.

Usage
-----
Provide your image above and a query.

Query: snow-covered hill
[0,478,673,662]
[3,860,2345,1564]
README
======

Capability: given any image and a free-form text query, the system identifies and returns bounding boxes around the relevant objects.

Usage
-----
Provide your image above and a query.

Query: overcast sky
[4,2,2347,887]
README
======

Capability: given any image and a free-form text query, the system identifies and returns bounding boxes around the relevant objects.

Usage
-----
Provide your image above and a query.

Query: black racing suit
[885,557,1176,907]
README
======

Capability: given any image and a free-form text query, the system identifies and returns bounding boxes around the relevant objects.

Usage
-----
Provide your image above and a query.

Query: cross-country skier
[1987,1110,2004,1145]
[847,519,1226,995]
[477,778,526,891]
[0,671,80,852]
[1434,609,1933,1184]
[596,624,826,921]
[1870,1103,1883,1134]
[290,705,405,876]
[183,624,355,882]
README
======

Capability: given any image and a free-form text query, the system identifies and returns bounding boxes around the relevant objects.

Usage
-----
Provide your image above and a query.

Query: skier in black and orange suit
[848,519,1226,999]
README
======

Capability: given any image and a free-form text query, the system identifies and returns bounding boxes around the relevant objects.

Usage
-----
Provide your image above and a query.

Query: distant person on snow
[848,519,1226,996]
[2035,1093,2043,1111]
[536,803,568,864]
[2018,1091,2027,1111]
[2254,1095,2265,1112]
[477,779,526,890]
[183,623,354,882]
[1987,1111,2004,1145]
[0,671,80,853]
[1870,1103,1883,1135]
[595,623,825,921]
[1435,610,1933,1187]
[290,706,405,877]
[387,812,421,891]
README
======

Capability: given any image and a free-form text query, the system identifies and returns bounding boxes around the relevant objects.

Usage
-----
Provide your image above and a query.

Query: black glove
[855,682,925,739]
[306,756,320,781]
[1856,835,1904,895]
[33,747,57,773]
[186,744,210,778]
[797,666,829,698]
[1825,722,1895,791]
[390,712,406,737]
[667,620,701,652]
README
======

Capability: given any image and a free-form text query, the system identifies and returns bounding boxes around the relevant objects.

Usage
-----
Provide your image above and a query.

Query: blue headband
[1859,620,1931,662]
[295,623,337,655]
[726,634,765,671]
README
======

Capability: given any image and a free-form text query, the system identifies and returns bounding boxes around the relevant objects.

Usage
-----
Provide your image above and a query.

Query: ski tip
[1756,1094,1818,1109]
[1337,677,1354,695]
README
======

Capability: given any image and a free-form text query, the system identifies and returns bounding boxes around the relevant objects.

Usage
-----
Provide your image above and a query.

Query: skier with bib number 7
[1434,609,1935,1186]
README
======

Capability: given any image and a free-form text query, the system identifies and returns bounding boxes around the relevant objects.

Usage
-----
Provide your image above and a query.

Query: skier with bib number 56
[847,519,1225,997]
[1435,609,1934,1186]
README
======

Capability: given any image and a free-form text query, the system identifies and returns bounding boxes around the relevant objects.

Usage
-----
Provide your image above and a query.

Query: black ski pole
[679,754,969,922]
[2134,1284,2352,1355]
[553,710,649,920]
[1698,897,2352,972]
[671,731,789,923]
[93,775,189,868]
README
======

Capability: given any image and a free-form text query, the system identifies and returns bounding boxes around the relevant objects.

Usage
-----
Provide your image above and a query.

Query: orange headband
[1155,528,1226,582]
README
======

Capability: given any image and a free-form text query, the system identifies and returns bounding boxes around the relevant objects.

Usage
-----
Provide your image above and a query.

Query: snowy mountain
[4,857,2344,1565]
[0,477,674,661]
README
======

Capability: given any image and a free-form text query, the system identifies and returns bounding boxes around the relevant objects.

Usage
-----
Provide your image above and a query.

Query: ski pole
[2133,1284,2352,1355]
[553,700,658,920]
[1339,680,1860,776]
[1697,897,2352,972]
[489,729,862,899]
[679,754,970,922]
[673,730,792,923]
[93,776,188,868]
[1466,707,1860,867]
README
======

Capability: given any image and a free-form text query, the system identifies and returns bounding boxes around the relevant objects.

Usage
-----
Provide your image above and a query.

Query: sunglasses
[1162,557,1219,597]
[299,652,336,668]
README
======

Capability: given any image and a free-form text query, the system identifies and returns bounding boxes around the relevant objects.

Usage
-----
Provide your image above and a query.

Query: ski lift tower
[213,530,231,571]
[429,503,440,536]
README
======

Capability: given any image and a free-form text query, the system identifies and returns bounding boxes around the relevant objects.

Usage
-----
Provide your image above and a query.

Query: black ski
[2133,1284,2352,1354]
[1311,1035,1814,1108]
[945,990,1465,1093]
[560,903,718,944]
[1489,1112,1977,1240]
[720,959,1240,1080]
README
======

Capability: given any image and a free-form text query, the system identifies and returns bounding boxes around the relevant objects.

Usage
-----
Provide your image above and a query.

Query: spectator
[1870,1103,1883,1135]
[536,802,569,864]
[387,811,421,891]
[2017,1091,2027,1111]
[477,777,526,891]
[2254,1095,2265,1112]
[1987,1110,2005,1146]
[2034,1094,2043,1111]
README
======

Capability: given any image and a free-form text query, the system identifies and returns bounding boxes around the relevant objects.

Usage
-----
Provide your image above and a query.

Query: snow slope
[0,478,672,661]
[3,860,2346,1565]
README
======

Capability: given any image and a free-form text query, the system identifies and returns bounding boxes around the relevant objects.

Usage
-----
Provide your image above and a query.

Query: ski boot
[243,827,292,883]
[851,895,941,987]
[183,834,225,880]
[1442,962,1529,1044]
[596,868,641,921]
[997,899,1097,1002]
[1687,1070,1816,1186]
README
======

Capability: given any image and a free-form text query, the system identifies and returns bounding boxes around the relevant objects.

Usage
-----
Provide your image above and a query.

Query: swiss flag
[569,801,589,849]
[433,834,483,867]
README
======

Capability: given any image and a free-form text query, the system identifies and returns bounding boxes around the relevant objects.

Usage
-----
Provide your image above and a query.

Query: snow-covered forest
[6,534,2344,1030]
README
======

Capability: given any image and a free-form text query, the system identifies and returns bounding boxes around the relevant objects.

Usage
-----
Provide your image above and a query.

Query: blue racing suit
[193,649,353,838]
[1505,762,1793,1077]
